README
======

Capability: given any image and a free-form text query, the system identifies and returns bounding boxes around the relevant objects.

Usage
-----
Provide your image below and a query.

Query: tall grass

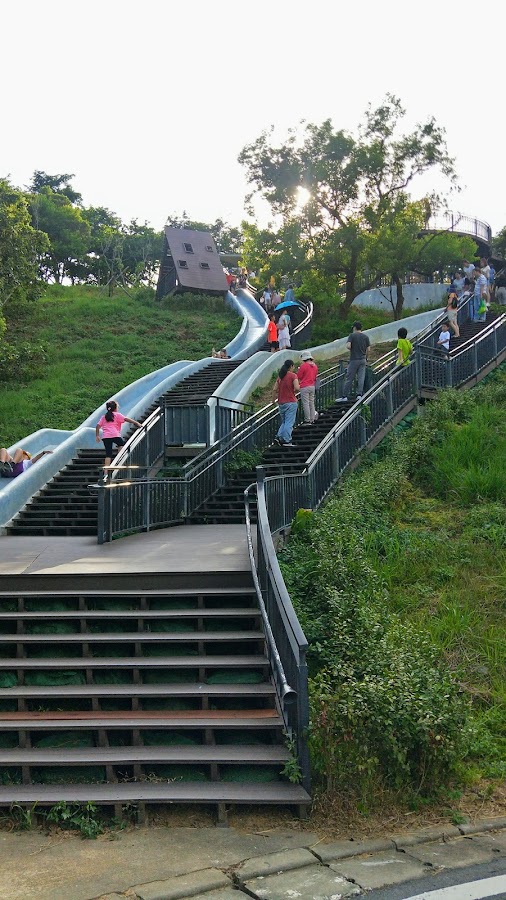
[427,406,506,504]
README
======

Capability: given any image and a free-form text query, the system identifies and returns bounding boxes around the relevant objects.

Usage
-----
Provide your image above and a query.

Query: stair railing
[244,469,311,792]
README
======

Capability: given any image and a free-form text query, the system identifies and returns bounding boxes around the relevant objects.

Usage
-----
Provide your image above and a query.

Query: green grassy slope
[279,369,506,800]
[0,286,239,446]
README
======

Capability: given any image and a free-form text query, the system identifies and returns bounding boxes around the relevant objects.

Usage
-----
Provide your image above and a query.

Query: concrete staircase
[0,569,310,819]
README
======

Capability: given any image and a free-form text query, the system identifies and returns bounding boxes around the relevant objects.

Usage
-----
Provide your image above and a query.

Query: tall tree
[29,171,82,205]
[239,95,457,317]
[29,188,90,283]
[81,206,123,288]
[0,178,48,332]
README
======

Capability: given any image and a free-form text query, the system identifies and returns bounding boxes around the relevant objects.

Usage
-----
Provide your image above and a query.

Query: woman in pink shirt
[297,350,319,424]
[95,400,141,478]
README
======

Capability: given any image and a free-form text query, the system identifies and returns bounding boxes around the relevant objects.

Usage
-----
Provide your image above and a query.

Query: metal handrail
[244,483,299,704]
[290,300,313,338]
[106,406,164,481]
[244,471,310,791]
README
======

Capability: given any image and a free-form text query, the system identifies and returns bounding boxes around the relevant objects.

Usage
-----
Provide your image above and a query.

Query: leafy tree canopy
[29,188,91,283]
[492,226,506,262]
[29,171,82,205]
[0,178,48,332]
[239,95,459,316]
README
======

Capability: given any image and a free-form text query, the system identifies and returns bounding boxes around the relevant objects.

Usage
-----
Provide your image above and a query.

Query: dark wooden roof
[165,227,228,292]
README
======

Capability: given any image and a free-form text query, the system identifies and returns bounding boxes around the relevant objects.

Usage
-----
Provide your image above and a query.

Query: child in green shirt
[396,327,413,366]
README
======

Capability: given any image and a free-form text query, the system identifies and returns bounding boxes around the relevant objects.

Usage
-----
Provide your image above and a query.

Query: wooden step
[0,745,289,765]
[0,630,264,643]
[0,588,255,599]
[0,781,310,806]
[0,609,259,620]
[0,710,281,727]
[0,683,273,699]
[0,655,268,669]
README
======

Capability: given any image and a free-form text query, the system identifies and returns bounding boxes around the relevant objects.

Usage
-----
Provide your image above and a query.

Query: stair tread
[0,709,280,724]
[0,655,268,668]
[0,745,289,764]
[0,782,310,804]
[0,630,264,642]
[0,609,259,619]
[0,588,255,598]
[0,683,273,698]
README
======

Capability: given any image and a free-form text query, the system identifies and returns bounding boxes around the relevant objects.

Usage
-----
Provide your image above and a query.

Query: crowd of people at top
[449,257,496,323]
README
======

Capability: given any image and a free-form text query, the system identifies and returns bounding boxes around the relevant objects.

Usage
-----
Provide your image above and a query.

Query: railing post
[108,486,113,542]
[143,482,150,533]
[386,379,394,419]
[333,432,340,480]
[445,358,453,388]
[183,473,190,520]
[473,342,478,375]
[97,486,105,544]
[415,350,421,392]
[493,326,498,360]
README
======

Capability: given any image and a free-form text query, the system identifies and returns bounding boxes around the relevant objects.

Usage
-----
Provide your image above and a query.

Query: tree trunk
[338,258,359,319]
[393,274,404,319]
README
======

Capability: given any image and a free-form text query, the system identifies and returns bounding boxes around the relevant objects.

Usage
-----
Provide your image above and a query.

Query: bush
[0,340,48,382]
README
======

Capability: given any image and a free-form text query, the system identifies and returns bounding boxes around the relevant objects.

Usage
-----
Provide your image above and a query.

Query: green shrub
[224,449,263,476]
[0,340,48,382]
[279,370,506,797]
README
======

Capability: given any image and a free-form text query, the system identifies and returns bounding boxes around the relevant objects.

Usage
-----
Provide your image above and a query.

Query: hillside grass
[0,285,238,446]
[279,367,506,809]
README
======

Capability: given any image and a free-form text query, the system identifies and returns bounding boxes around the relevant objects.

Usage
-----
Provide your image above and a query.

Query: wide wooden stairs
[0,569,310,819]
[6,360,240,538]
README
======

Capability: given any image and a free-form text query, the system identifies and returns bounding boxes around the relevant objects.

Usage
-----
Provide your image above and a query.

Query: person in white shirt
[480,257,491,280]
[463,260,476,280]
[437,323,451,356]
[473,268,488,322]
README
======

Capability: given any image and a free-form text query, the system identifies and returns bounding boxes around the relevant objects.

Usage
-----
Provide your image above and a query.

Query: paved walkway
[0,818,505,900]
[0,526,250,577]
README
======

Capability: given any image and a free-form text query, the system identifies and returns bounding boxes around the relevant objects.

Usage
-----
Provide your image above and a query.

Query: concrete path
[0,819,505,900]
[0,526,250,577]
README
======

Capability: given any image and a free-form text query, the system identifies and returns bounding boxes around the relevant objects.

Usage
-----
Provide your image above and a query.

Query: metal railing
[244,471,310,791]
[214,396,254,442]
[425,212,492,244]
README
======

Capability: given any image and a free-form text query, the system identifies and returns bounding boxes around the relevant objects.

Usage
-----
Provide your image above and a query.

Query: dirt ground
[142,778,506,839]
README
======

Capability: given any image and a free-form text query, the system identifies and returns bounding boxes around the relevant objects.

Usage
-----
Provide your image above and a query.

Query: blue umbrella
[275,300,305,312]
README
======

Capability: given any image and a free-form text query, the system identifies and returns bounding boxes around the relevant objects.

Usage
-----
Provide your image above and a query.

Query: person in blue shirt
[283,284,296,304]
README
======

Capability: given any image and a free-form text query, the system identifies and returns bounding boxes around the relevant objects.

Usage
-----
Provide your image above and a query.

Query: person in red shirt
[272,360,300,446]
[297,349,319,423]
[267,313,279,352]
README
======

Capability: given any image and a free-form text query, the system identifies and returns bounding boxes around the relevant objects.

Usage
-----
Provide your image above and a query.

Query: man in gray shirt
[337,321,370,401]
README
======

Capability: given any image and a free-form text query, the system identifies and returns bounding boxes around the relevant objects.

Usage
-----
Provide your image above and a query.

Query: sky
[2,0,505,236]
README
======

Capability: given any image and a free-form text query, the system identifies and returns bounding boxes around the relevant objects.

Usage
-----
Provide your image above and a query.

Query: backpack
[0,461,14,478]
